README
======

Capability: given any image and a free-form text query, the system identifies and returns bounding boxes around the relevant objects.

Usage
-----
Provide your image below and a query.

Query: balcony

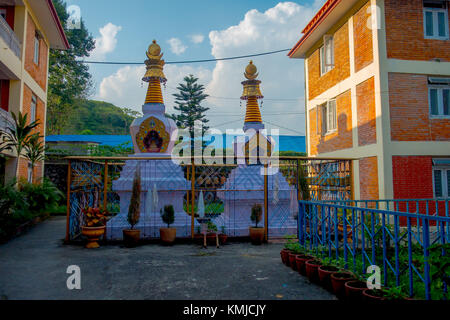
[0,15,21,58]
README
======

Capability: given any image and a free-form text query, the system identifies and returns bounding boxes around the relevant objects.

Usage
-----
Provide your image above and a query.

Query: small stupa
[216,61,298,237]
[106,41,193,239]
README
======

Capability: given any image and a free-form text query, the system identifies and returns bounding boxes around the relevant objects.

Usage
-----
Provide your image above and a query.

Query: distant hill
[61,100,137,135]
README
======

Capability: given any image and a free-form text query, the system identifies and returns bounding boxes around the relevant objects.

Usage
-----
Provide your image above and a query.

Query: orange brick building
[0,0,68,184]
[289,0,450,201]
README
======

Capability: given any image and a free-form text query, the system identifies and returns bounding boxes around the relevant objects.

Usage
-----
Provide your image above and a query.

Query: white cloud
[167,38,188,55]
[189,34,205,44]
[96,64,212,115]
[90,23,122,60]
[205,1,324,135]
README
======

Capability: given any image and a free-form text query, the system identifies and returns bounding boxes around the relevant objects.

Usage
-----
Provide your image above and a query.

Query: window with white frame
[320,35,334,75]
[30,94,37,122]
[423,0,449,40]
[320,99,337,135]
[428,78,450,117]
[433,159,450,198]
[33,33,40,64]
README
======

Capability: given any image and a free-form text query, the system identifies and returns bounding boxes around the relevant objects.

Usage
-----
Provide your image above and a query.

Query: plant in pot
[123,168,141,248]
[331,268,356,299]
[81,207,108,248]
[206,221,218,245]
[344,269,369,300]
[219,225,228,245]
[249,204,264,245]
[318,257,341,291]
[160,205,176,245]
[305,258,322,284]
[281,234,296,266]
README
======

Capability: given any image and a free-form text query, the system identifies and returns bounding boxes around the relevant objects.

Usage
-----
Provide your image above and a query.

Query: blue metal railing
[298,200,450,300]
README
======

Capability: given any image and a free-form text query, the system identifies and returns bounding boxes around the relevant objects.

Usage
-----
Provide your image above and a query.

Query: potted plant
[331,271,356,299]
[249,204,264,245]
[206,221,218,245]
[123,168,141,247]
[160,204,176,245]
[281,235,296,265]
[305,259,322,283]
[81,207,108,248]
[345,280,369,300]
[219,225,228,245]
[362,288,388,301]
[317,258,340,291]
[295,253,315,276]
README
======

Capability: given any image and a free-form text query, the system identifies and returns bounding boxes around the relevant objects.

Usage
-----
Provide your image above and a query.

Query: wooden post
[264,164,268,242]
[191,162,195,239]
[103,160,108,210]
[65,160,72,242]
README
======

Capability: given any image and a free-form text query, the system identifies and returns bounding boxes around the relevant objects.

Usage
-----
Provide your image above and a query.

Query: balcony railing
[0,15,21,58]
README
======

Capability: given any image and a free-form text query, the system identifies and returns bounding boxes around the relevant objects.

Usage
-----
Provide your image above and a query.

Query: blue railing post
[423,218,431,300]
[407,217,414,298]
[298,201,304,246]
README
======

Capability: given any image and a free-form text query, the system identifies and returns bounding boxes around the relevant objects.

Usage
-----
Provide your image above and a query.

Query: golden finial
[244,60,258,80]
[143,40,166,83]
[146,40,163,60]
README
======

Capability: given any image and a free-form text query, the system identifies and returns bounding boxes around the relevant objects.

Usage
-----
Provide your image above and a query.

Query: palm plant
[0,112,40,174]
[23,134,46,182]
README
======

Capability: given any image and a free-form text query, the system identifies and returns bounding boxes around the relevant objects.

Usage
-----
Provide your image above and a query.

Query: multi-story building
[288,0,450,202]
[0,0,68,184]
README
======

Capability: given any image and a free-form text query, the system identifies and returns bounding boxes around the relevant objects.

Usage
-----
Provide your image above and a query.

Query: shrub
[161,205,175,228]
[127,167,141,229]
[18,178,64,216]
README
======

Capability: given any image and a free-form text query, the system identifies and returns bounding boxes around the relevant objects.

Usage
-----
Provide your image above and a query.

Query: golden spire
[143,40,166,104]
[241,61,263,123]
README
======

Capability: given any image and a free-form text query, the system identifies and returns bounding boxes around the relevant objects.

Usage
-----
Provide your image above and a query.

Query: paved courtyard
[0,217,335,300]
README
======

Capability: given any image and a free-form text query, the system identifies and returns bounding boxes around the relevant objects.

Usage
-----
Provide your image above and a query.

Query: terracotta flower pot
[81,226,105,249]
[288,252,298,270]
[345,280,367,300]
[280,249,291,265]
[305,259,322,283]
[123,229,141,248]
[249,227,265,245]
[219,233,228,245]
[318,265,340,290]
[160,227,177,245]
[331,272,355,299]
[362,289,387,301]
[295,255,314,276]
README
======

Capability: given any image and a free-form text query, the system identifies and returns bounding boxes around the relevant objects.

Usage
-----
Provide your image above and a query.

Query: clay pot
[318,265,340,290]
[280,249,291,265]
[362,289,387,301]
[82,226,106,249]
[122,229,140,248]
[219,233,228,245]
[345,280,367,300]
[305,260,322,283]
[249,227,265,245]
[160,227,177,245]
[295,255,314,276]
[331,272,355,299]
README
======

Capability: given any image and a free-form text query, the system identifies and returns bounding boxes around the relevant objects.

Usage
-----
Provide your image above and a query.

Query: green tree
[169,74,210,153]
[23,134,46,182]
[46,0,95,135]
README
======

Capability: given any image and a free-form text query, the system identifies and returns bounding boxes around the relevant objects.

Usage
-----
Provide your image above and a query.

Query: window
[320,35,334,75]
[321,99,337,135]
[30,94,37,122]
[423,1,449,39]
[428,78,450,117]
[33,34,40,64]
[433,165,450,198]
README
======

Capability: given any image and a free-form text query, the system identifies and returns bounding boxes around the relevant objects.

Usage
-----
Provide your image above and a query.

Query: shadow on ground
[0,217,335,300]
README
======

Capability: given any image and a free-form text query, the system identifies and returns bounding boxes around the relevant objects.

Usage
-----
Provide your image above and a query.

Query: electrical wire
[80,49,291,65]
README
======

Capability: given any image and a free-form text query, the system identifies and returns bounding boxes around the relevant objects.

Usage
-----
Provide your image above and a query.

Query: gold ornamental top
[142,40,167,83]
[241,61,263,101]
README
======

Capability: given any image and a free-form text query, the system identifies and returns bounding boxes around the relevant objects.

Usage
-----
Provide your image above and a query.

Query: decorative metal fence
[298,200,450,300]
[65,156,354,242]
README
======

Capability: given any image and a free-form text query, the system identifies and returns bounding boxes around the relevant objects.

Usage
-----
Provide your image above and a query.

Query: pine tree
[169,75,210,154]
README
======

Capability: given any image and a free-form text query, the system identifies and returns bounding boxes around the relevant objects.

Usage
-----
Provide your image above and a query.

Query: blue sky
[65,0,326,135]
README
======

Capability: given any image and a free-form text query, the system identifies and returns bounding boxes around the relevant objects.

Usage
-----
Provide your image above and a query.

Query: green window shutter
[425,11,434,36]
[430,88,439,115]
[434,170,442,198]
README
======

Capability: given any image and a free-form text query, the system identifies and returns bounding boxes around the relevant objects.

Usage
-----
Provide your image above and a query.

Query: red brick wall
[24,13,48,91]
[357,77,376,146]
[385,0,450,61]
[359,156,379,200]
[389,73,450,141]
[307,22,350,100]
[309,90,353,155]
[392,156,434,199]
[353,1,373,72]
